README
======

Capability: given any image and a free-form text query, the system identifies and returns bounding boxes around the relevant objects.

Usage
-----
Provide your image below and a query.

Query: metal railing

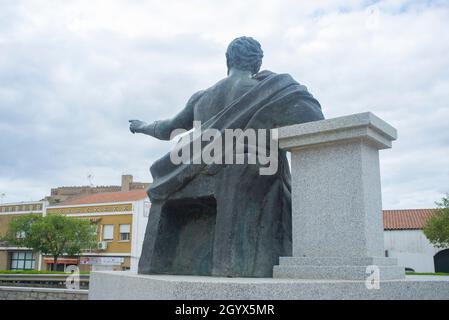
[0,274,90,289]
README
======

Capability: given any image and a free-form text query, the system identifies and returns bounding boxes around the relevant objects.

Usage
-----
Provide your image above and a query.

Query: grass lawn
[406,272,449,276]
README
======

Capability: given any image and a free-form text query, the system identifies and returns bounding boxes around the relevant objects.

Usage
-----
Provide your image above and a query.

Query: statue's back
[193,76,259,123]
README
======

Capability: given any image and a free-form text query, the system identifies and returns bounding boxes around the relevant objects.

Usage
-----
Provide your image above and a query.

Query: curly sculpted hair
[226,36,264,75]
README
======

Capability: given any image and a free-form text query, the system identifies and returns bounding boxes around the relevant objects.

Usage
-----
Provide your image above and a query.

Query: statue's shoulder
[187,89,207,106]
[193,77,229,100]
[254,70,299,84]
[256,70,311,93]
[190,75,233,97]
[208,77,230,90]
[253,70,277,80]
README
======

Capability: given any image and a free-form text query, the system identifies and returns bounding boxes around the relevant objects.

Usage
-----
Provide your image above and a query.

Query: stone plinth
[273,112,405,280]
[88,271,449,300]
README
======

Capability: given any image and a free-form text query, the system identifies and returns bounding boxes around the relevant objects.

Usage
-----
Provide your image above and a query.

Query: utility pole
[87,174,94,187]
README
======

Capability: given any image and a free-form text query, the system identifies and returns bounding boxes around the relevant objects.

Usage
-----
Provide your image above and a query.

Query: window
[16,231,26,239]
[119,224,130,241]
[10,251,35,270]
[103,224,114,241]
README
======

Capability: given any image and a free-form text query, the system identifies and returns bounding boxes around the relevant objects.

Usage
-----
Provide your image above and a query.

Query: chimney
[121,175,133,192]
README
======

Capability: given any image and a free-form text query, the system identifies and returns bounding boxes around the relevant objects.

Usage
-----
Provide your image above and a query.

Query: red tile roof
[383,209,436,230]
[61,189,148,205]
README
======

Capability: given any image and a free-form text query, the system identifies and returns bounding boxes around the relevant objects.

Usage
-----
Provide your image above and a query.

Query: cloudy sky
[0,0,448,208]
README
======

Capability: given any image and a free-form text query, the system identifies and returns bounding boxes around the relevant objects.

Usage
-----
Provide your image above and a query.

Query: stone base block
[88,271,449,300]
[273,257,405,280]
[278,256,398,266]
[273,265,405,281]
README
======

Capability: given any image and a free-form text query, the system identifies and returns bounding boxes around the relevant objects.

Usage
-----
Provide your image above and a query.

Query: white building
[383,209,449,273]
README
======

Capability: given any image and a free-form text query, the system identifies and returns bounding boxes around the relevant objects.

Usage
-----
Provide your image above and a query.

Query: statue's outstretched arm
[129,90,204,141]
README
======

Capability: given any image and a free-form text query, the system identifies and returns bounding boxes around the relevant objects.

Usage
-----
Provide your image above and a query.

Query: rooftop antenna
[0,193,5,204]
[87,174,94,187]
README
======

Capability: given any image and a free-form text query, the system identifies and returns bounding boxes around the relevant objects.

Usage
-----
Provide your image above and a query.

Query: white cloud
[0,0,448,208]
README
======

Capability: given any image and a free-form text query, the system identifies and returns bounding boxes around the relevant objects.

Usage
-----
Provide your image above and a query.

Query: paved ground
[406,275,449,281]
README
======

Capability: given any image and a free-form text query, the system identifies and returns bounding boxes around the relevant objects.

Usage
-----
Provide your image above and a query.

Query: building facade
[45,189,150,272]
[383,209,449,273]
[0,201,47,271]
[0,189,150,273]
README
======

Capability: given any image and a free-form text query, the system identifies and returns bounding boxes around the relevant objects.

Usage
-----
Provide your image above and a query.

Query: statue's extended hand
[129,120,148,134]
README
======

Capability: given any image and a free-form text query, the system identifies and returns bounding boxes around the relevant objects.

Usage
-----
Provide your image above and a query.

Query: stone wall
[0,286,88,300]
[46,174,150,204]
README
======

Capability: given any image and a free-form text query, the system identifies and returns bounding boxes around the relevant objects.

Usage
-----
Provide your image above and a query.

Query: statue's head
[226,36,264,76]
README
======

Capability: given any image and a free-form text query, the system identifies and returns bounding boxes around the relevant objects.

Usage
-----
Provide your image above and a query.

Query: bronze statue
[130,37,324,277]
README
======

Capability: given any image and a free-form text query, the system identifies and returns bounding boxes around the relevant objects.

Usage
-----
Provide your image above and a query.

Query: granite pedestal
[89,112,448,300]
[273,112,405,281]
[89,271,449,300]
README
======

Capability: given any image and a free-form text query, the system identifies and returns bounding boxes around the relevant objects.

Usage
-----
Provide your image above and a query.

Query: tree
[3,214,97,271]
[423,195,449,248]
